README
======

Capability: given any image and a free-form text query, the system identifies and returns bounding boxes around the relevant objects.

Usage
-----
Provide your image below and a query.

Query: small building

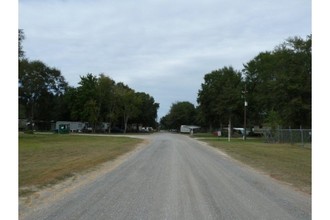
[180,125,200,134]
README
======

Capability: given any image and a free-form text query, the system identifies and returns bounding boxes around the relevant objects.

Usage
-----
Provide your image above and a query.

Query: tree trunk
[124,115,129,134]
[228,118,231,142]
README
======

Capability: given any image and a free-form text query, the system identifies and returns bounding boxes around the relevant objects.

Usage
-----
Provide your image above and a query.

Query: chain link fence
[259,128,311,146]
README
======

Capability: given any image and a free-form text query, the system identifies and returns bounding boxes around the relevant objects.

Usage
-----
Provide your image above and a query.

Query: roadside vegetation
[19,30,159,134]
[19,133,143,196]
[161,35,311,132]
[19,29,311,197]
[196,136,311,194]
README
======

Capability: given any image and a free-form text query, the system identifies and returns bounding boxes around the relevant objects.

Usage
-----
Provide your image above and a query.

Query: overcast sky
[19,0,311,119]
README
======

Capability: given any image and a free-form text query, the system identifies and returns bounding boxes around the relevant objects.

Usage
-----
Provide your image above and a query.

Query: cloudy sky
[19,0,311,119]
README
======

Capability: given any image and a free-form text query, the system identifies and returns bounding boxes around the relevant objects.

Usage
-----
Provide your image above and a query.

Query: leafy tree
[116,83,141,133]
[131,92,159,128]
[19,59,68,121]
[51,88,72,121]
[76,73,99,122]
[242,51,276,127]
[243,35,311,128]
[19,29,25,60]
[97,74,118,132]
[18,29,68,126]
[62,86,80,121]
[160,114,171,130]
[18,30,159,132]
[68,74,158,133]
[84,99,100,133]
[161,101,196,130]
[197,66,243,131]
[194,105,207,128]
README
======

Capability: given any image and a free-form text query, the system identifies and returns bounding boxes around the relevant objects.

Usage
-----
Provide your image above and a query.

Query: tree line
[19,30,159,133]
[161,35,311,131]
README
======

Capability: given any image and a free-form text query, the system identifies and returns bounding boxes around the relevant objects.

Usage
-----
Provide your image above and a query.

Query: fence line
[258,128,311,146]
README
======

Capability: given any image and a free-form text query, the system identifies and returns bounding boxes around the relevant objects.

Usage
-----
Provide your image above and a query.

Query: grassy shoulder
[19,133,143,196]
[196,136,311,194]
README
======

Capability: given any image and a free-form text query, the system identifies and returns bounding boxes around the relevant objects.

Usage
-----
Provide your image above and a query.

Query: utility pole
[242,84,248,141]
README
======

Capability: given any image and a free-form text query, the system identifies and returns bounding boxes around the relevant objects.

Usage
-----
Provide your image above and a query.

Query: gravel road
[20,133,311,220]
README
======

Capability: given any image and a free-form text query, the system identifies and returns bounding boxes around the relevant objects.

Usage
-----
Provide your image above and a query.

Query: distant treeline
[161,35,311,131]
[18,29,159,133]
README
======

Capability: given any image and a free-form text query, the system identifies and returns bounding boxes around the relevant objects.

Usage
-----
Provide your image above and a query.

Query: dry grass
[199,137,311,194]
[19,133,142,196]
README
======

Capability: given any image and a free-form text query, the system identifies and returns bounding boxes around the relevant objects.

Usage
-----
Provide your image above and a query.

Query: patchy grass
[19,133,143,196]
[198,137,311,194]
[192,132,215,138]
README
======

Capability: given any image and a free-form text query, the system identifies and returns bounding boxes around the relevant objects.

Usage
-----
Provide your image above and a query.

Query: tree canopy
[243,35,311,128]
[197,66,243,130]
[160,101,196,130]
[18,30,159,132]
[19,29,311,132]
[19,59,68,121]
[161,35,311,131]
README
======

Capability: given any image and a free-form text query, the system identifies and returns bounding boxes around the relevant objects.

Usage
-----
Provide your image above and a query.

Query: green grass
[19,133,143,196]
[192,132,216,138]
[198,137,311,194]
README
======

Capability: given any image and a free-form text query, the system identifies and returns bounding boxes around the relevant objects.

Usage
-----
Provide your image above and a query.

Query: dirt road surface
[20,133,311,220]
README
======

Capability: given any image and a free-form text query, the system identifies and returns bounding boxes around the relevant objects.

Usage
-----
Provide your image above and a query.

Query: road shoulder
[19,137,150,217]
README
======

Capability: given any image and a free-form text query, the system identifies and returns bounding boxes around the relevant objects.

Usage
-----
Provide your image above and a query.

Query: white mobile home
[55,121,86,132]
[180,125,200,133]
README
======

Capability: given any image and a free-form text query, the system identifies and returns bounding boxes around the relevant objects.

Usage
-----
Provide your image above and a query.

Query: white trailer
[55,121,86,132]
[180,125,191,133]
[180,125,200,133]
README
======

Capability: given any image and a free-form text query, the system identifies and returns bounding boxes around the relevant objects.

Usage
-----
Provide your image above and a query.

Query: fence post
[289,127,293,145]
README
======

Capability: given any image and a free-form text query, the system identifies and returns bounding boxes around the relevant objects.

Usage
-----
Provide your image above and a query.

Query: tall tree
[243,35,311,128]
[60,86,77,120]
[18,30,159,132]
[116,83,141,133]
[197,66,243,131]
[76,73,99,123]
[19,59,68,121]
[19,29,25,60]
[84,99,99,133]
[131,92,159,128]
[97,74,118,133]
[160,101,196,130]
